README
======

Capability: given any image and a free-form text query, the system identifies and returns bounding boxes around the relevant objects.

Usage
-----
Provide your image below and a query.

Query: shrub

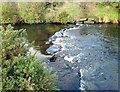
[0,29,2,92]
[1,2,20,24]
[1,24,58,91]
[58,11,73,24]
[17,2,40,24]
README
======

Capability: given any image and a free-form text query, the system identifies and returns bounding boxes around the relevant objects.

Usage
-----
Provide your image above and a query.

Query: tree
[1,25,58,91]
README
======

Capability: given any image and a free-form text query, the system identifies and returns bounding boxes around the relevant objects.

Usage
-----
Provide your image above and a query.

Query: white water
[46,24,118,90]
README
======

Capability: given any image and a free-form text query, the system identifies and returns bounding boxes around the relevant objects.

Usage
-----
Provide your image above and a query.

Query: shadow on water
[14,23,65,55]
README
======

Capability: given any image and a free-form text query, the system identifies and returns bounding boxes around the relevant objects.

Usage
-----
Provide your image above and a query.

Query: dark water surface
[14,24,119,90]
[14,23,65,55]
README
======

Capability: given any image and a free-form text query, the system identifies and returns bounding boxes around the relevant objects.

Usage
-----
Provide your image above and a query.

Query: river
[14,23,119,90]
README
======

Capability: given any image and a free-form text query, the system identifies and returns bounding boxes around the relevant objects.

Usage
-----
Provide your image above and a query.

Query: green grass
[0,67,1,92]
[90,5,119,20]
[45,3,83,23]
[45,2,119,23]
[1,2,119,24]
[59,3,82,16]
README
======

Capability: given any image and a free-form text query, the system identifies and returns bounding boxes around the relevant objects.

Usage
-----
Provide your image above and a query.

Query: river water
[14,24,119,90]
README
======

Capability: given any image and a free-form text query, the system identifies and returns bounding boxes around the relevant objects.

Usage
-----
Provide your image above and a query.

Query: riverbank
[1,2,119,24]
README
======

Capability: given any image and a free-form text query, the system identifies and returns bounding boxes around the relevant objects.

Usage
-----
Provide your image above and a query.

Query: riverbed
[14,23,119,90]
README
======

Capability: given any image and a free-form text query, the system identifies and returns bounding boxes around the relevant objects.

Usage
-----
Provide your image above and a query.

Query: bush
[58,11,74,24]
[0,29,2,92]
[97,2,119,8]
[1,2,20,24]
[1,24,58,91]
[17,2,40,24]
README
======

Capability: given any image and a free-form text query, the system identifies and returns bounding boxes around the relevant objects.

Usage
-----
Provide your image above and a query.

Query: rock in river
[46,44,61,54]
[46,29,64,44]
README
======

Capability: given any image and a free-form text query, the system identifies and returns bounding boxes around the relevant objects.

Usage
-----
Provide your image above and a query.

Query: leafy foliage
[1,25,58,91]
[17,2,45,24]
[0,2,119,24]
[58,11,74,24]
[0,27,2,92]
[97,2,119,8]
[1,2,20,24]
[91,3,119,20]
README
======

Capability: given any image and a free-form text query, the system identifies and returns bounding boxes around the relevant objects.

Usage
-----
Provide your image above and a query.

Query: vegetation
[1,2,20,24]
[17,2,46,24]
[0,1,119,91]
[0,2,119,24]
[0,26,2,92]
[97,2,119,8]
[1,25,58,91]
[91,2,119,20]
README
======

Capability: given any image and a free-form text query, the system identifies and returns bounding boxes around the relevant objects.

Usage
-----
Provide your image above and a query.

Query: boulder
[46,44,60,54]
[80,18,88,21]
[48,29,64,43]
[103,16,110,23]
[111,19,119,24]
[98,17,103,23]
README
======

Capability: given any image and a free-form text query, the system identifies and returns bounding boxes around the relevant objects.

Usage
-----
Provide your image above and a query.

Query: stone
[98,17,103,23]
[54,31,63,37]
[103,16,110,23]
[84,21,95,24]
[49,55,56,62]
[80,18,88,21]
[48,29,64,43]
[111,19,119,24]
[46,44,60,54]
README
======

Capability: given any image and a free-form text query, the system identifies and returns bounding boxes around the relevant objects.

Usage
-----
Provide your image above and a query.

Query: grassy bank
[0,2,119,24]
[89,3,119,23]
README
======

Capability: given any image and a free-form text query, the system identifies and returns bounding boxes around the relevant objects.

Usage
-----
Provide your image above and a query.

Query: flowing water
[14,24,119,90]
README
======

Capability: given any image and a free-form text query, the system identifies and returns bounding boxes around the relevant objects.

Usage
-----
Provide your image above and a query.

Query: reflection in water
[79,27,88,35]
[14,24,65,55]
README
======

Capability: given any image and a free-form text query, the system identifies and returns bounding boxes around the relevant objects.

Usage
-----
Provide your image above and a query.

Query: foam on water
[46,24,118,90]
